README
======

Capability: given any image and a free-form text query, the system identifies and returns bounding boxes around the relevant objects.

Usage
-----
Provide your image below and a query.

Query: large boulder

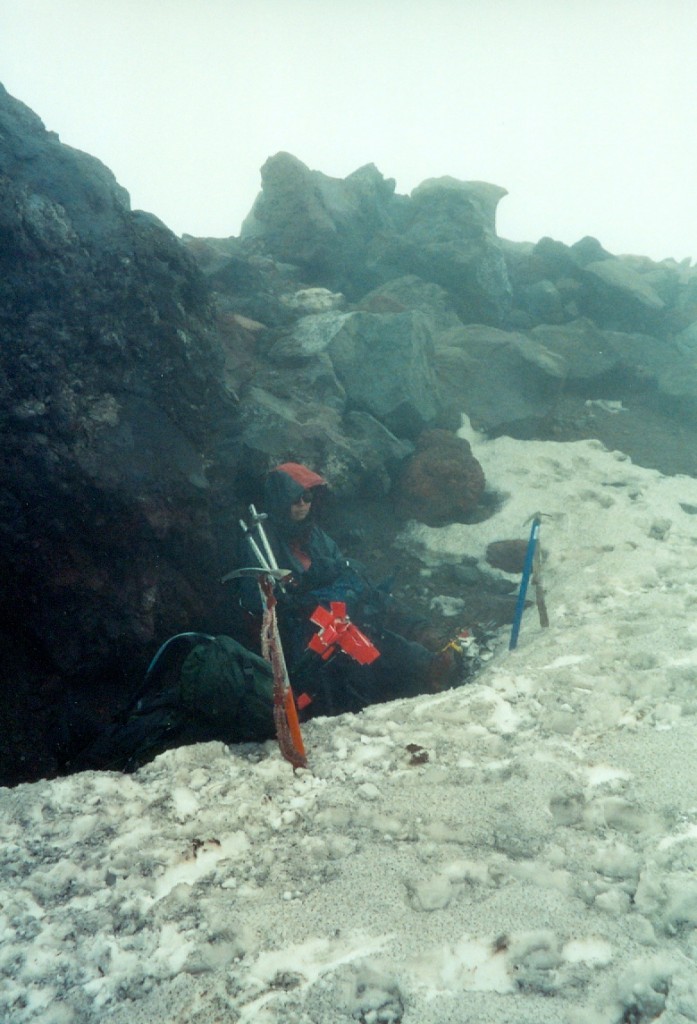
[393,429,486,526]
[580,257,667,332]
[528,318,623,381]
[0,85,239,781]
[436,315,697,439]
[357,275,463,332]
[579,326,697,419]
[182,233,300,328]
[266,309,445,439]
[433,324,566,434]
[325,310,444,438]
[234,386,412,500]
[504,235,676,335]
[241,153,399,296]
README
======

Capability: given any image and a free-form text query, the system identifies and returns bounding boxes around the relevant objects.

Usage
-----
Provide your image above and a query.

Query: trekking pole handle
[240,518,271,570]
[248,504,279,571]
[247,503,268,527]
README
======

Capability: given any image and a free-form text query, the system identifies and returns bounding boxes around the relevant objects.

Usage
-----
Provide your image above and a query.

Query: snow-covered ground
[4,420,697,1024]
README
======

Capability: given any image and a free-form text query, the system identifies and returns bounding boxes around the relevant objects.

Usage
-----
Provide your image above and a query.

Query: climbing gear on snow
[224,504,308,769]
[428,645,462,691]
[509,513,550,650]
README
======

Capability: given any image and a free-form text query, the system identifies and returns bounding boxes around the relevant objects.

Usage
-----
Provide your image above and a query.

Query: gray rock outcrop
[241,152,512,325]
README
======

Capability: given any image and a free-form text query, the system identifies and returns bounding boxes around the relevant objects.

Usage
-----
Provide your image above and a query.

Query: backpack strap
[125,632,216,718]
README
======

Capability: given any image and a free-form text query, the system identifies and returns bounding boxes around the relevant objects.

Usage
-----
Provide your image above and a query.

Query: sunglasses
[292,490,314,504]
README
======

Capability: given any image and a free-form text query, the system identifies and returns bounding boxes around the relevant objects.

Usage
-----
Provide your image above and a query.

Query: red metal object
[307,602,380,665]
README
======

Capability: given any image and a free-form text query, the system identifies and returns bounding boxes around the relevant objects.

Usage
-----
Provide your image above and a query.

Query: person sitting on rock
[238,461,462,719]
[62,461,464,774]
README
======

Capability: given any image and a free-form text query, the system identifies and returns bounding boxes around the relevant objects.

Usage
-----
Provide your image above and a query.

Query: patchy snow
[4,419,697,1023]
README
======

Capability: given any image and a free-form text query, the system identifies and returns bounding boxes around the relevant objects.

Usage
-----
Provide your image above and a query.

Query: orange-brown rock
[394,429,485,526]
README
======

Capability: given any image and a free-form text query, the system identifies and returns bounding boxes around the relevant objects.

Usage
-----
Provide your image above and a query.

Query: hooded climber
[239,462,462,717]
[261,462,348,590]
[64,462,463,774]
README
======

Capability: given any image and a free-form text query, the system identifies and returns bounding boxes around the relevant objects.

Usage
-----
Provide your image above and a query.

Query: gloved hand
[276,586,309,614]
[277,578,330,616]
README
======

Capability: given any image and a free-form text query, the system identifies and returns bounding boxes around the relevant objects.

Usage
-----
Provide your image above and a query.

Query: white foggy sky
[1,0,696,262]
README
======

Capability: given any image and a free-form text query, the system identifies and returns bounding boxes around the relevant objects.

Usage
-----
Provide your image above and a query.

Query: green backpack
[73,634,276,773]
[178,634,276,743]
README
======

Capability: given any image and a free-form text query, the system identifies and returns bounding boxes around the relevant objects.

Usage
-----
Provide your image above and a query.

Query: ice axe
[508,512,550,650]
[223,510,307,769]
[223,566,306,769]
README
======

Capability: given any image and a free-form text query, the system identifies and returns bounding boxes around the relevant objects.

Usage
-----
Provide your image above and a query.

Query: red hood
[264,463,328,518]
[273,463,326,490]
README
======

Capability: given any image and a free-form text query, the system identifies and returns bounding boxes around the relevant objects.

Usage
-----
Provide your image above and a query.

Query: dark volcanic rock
[321,310,443,438]
[241,152,399,297]
[234,385,412,500]
[504,234,671,336]
[433,323,566,435]
[357,275,462,332]
[0,85,239,783]
[486,540,529,574]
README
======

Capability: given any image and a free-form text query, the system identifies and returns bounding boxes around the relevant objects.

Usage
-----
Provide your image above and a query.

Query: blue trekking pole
[509,514,542,650]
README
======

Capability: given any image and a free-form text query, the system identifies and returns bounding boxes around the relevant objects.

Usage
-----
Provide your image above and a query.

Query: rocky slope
[2,86,696,785]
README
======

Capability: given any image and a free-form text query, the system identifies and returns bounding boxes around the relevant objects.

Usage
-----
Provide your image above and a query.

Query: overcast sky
[2,0,696,262]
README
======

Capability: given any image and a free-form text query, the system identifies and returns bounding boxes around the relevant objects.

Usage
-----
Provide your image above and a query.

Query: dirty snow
[4,418,697,1023]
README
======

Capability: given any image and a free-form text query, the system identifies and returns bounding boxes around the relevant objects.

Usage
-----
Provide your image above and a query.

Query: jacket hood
[264,463,327,519]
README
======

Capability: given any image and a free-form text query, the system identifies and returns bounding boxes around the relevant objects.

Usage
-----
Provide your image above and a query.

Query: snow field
[4,424,697,1021]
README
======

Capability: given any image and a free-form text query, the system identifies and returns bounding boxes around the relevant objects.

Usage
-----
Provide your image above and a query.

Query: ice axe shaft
[509,514,544,650]
[220,564,305,768]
